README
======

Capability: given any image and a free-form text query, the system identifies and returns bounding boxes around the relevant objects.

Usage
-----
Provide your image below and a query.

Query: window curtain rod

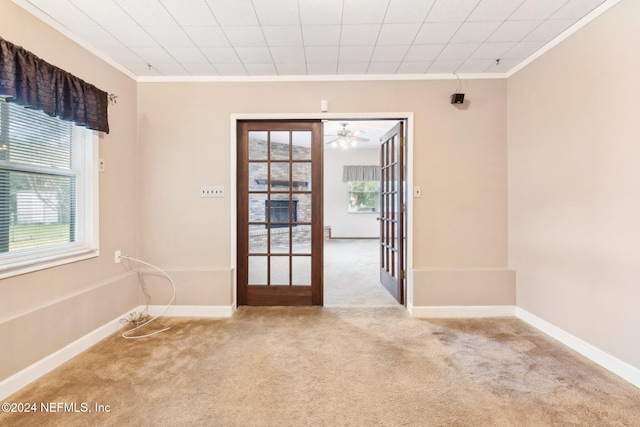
[0,36,111,133]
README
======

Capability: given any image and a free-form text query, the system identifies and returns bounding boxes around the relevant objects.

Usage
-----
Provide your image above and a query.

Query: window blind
[0,96,91,265]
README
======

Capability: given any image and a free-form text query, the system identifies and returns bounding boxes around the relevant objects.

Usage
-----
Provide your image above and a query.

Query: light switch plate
[201,186,224,198]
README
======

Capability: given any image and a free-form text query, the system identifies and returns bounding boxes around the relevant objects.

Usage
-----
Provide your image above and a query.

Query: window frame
[347,180,381,214]
[0,102,99,279]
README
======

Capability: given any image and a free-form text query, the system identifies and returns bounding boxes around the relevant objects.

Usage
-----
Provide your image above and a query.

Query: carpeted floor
[2,241,639,425]
[1,307,639,426]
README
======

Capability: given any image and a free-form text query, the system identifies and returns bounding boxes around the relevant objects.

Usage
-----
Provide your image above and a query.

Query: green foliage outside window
[348,181,380,213]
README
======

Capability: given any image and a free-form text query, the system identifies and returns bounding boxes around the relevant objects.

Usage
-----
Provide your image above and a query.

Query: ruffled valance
[343,165,380,182]
[0,36,109,133]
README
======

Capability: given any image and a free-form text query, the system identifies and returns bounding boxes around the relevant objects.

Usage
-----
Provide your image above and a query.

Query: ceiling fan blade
[325,137,341,144]
[351,136,370,142]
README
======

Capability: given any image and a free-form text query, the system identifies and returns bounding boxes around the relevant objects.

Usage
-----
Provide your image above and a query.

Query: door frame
[230,112,414,309]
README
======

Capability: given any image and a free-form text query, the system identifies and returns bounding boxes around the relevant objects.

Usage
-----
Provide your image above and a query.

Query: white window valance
[342,165,380,182]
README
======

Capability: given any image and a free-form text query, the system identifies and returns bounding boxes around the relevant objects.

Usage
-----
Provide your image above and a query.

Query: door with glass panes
[237,121,323,306]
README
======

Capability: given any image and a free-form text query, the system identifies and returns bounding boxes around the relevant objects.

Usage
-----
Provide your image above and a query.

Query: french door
[379,122,405,304]
[237,121,323,306]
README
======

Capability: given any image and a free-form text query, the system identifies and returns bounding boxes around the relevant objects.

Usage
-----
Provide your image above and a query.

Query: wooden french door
[379,122,405,304]
[237,121,323,306]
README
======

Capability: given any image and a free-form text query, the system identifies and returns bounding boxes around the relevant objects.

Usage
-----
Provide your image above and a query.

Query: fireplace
[265,200,298,228]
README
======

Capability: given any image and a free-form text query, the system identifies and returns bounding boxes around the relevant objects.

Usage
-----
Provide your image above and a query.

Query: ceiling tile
[501,41,545,59]
[436,43,481,61]
[371,45,409,62]
[337,62,369,74]
[340,24,381,45]
[114,0,175,26]
[235,47,273,63]
[404,44,445,61]
[160,0,218,26]
[253,0,300,25]
[343,0,390,24]
[129,46,176,63]
[28,0,90,27]
[68,25,124,48]
[425,0,482,23]
[305,46,339,62]
[298,0,344,25]
[244,63,278,75]
[338,45,375,63]
[470,42,516,59]
[275,63,308,75]
[262,26,304,46]
[523,19,575,42]
[106,46,145,63]
[213,63,248,75]
[384,0,435,23]
[200,47,241,63]
[510,0,569,21]
[183,63,219,75]
[486,20,542,42]
[450,21,502,43]
[183,26,230,47]
[122,62,160,75]
[467,0,525,21]
[143,26,194,47]
[397,61,432,73]
[427,59,465,73]
[377,24,421,45]
[205,0,259,25]
[270,46,306,62]
[552,0,607,20]
[307,63,338,74]
[302,25,342,46]
[414,23,461,44]
[223,26,266,47]
[367,62,401,74]
[103,25,158,47]
[164,46,209,63]
[148,61,187,75]
[456,58,494,73]
[68,0,136,26]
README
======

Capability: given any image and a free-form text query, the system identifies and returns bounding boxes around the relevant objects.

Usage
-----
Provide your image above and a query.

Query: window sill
[0,249,99,279]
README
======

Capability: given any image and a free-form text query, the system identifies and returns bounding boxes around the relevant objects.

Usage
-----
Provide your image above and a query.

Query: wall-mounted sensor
[320,99,328,112]
[450,93,465,104]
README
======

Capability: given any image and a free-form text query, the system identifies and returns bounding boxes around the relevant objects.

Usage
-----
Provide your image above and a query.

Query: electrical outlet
[99,159,105,172]
[201,186,224,198]
[413,186,422,198]
[115,250,121,263]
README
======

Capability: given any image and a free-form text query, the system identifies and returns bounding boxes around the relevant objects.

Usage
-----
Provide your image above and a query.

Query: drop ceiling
[14,0,613,80]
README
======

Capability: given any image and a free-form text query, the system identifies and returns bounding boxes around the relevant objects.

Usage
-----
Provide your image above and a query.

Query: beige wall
[324,146,380,238]
[137,78,512,308]
[508,0,640,368]
[0,1,140,382]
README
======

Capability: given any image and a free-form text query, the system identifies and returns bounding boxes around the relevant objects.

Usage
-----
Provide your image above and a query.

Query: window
[0,97,98,277]
[348,181,380,213]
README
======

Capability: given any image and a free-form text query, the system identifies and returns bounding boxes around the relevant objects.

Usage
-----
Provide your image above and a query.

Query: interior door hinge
[401,203,406,213]
[400,270,406,280]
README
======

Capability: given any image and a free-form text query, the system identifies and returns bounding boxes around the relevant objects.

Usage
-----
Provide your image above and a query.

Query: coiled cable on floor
[120,255,176,339]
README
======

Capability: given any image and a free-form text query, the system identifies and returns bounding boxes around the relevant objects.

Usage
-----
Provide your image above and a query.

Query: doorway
[233,114,411,308]
[322,119,406,306]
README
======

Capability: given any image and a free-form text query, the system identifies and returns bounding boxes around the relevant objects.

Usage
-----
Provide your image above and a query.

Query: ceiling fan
[326,123,370,148]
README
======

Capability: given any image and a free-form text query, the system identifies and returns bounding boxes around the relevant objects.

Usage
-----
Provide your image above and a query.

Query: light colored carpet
[324,238,398,307]
[2,307,639,426]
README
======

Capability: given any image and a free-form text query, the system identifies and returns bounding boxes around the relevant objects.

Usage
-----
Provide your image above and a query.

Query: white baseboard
[0,304,235,401]
[0,308,129,401]
[410,305,516,318]
[516,308,640,389]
